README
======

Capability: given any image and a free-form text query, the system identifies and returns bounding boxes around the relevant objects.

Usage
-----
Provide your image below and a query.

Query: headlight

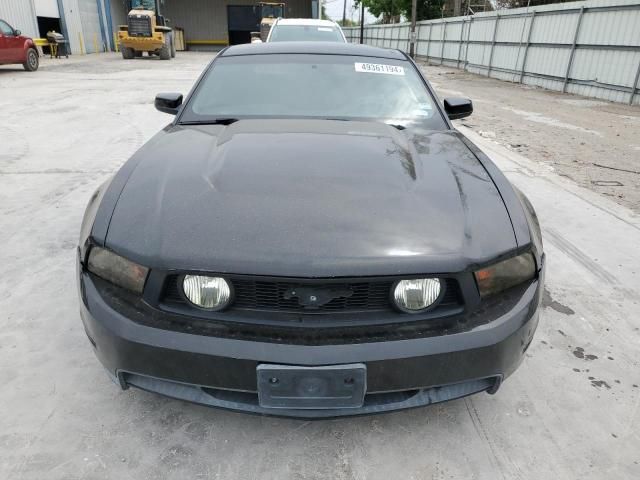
[182,275,232,310]
[474,252,536,298]
[87,247,149,294]
[393,278,442,313]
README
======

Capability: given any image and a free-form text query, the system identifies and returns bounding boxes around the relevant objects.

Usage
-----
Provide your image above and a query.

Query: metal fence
[344,0,640,105]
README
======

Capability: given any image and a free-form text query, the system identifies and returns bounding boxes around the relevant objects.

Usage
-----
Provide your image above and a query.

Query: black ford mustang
[78,42,544,417]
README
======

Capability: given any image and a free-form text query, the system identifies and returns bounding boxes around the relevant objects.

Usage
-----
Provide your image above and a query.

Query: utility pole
[343,0,347,25]
[359,1,364,44]
[409,0,417,58]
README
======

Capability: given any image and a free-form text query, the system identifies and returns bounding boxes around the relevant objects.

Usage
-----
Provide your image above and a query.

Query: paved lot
[1,53,639,480]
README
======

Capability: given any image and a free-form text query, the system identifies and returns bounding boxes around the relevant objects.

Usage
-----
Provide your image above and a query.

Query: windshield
[269,25,344,42]
[261,5,284,17]
[181,54,445,130]
[132,0,155,10]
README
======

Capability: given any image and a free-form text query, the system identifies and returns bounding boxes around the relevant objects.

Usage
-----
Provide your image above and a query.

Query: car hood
[105,119,517,276]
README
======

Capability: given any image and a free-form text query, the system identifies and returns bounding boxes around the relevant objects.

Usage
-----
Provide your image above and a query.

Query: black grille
[162,276,462,314]
[94,274,527,346]
[127,15,152,37]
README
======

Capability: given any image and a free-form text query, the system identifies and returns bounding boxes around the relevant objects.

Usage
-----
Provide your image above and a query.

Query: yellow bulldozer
[259,2,285,41]
[118,0,174,60]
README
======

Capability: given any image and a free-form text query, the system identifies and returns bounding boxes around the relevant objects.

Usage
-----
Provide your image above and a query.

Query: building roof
[220,42,407,60]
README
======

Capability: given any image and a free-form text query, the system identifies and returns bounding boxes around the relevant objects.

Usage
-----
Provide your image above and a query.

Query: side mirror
[444,97,473,120]
[155,92,183,115]
[14,29,21,36]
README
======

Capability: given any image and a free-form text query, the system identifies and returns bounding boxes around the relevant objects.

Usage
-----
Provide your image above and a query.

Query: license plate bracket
[257,363,366,410]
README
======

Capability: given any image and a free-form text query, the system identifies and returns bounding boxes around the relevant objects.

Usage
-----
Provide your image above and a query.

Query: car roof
[274,18,339,27]
[220,42,407,60]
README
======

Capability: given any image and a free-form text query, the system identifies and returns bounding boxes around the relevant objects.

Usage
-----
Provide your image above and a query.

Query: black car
[78,42,544,417]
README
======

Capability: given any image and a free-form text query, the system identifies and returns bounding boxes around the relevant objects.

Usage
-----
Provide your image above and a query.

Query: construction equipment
[118,0,174,60]
[259,2,285,41]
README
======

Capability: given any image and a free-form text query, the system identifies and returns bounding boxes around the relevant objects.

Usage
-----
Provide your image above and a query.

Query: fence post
[630,58,640,105]
[440,21,447,65]
[391,24,395,50]
[487,14,499,77]
[463,16,473,70]
[426,23,433,63]
[519,11,536,84]
[563,6,585,93]
[457,19,465,69]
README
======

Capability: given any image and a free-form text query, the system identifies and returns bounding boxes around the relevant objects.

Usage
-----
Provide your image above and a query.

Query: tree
[356,0,402,22]
[413,0,446,20]
[354,0,446,23]
[337,18,360,26]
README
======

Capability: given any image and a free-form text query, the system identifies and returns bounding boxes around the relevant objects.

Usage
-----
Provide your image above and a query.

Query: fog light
[182,275,232,310]
[393,278,441,313]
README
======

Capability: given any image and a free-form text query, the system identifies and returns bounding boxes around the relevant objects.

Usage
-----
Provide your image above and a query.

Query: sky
[323,0,378,24]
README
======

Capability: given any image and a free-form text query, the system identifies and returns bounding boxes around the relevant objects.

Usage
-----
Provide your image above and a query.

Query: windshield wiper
[180,118,239,126]
[322,118,407,130]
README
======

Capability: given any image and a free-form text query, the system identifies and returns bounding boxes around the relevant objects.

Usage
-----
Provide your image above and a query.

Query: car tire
[121,47,135,59]
[159,37,171,60]
[170,34,176,58]
[23,48,39,72]
[134,50,143,58]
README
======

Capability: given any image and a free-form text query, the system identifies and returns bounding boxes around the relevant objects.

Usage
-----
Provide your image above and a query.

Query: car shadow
[123,384,473,430]
[126,56,163,60]
[107,385,483,476]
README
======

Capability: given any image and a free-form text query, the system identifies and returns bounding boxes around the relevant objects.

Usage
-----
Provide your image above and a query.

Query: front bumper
[118,32,164,50]
[79,267,542,418]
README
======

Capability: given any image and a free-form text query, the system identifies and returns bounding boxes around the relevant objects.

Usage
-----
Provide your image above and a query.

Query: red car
[0,19,38,71]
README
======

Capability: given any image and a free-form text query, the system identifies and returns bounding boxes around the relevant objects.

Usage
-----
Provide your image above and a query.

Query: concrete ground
[1,52,639,480]
[423,63,640,214]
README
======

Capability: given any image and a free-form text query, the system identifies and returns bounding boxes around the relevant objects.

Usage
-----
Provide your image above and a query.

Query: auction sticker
[355,63,405,75]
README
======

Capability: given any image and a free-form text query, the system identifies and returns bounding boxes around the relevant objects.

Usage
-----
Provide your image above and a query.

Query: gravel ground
[422,63,640,213]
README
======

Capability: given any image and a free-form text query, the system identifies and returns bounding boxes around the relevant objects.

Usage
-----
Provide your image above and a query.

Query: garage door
[34,0,60,18]
[227,5,261,45]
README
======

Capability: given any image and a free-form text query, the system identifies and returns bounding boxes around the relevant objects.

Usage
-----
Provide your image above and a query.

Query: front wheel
[121,46,135,59]
[159,38,171,60]
[169,32,176,58]
[23,48,39,71]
